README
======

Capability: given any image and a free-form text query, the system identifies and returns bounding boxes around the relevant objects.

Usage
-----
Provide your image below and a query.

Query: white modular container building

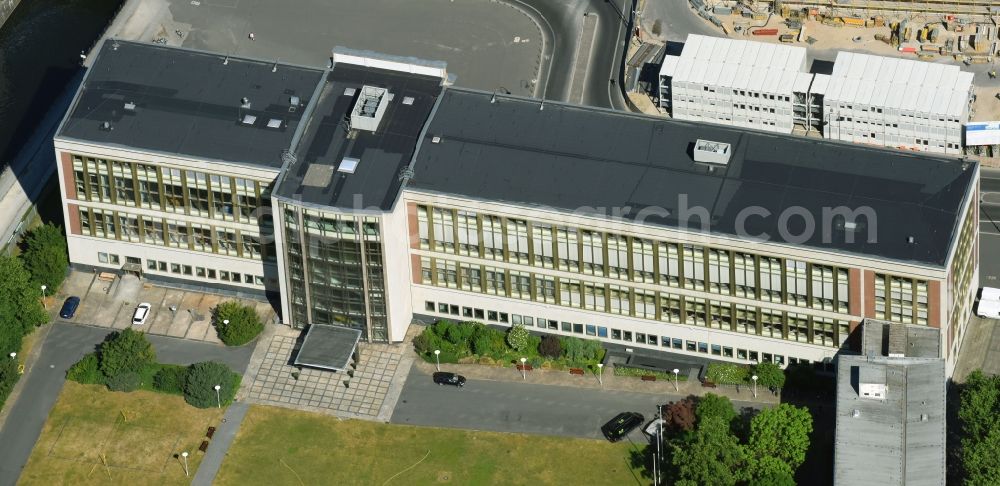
[823,51,973,155]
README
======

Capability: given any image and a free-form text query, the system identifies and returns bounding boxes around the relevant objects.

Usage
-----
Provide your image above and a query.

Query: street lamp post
[657,404,663,486]
[181,451,189,476]
[214,384,221,409]
[434,349,441,371]
[40,285,47,307]
[8,352,15,360]
[222,319,229,327]
[751,375,758,398]
[520,357,527,380]
[597,363,604,385]
[672,368,680,392]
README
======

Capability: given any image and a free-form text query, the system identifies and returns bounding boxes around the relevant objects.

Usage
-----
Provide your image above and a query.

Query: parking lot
[109,0,544,97]
[55,271,275,343]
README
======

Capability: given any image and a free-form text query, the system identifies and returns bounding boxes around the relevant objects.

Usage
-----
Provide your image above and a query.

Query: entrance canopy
[294,324,362,371]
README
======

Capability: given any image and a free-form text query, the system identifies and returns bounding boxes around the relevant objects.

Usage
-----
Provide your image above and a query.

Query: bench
[641,375,656,382]
[569,368,585,376]
[97,272,116,282]
[516,364,533,372]
[702,381,718,388]
[198,440,209,453]
[206,426,216,439]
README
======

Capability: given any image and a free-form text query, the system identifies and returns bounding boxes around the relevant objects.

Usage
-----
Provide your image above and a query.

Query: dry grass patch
[19,382,224,485]
[216,405,646,486]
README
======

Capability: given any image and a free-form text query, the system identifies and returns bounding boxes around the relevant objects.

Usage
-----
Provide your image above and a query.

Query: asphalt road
[0,323,255,486]
[981,169,1000,288]
[391,366,760,441]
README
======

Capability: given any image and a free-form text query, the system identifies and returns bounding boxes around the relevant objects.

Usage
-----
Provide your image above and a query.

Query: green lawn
[216,405,648,486]
[20,382,224,485]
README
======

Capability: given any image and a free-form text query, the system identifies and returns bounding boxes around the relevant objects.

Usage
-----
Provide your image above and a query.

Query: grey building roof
[834,356,946,486]
[862,319,941,358]
[57,40,325,169]
[408,89,977,267]
[294,324,362,372]
[273,62,444,209]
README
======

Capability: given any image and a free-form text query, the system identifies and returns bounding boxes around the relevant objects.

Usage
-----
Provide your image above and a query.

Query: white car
[132,303,151,325]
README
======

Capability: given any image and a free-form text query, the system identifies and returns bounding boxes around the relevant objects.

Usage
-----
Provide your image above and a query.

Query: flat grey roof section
[58,40,325,168]
[862,319,941,358]
[834,356,946,486]
[274,63,444,210]
[409,89,977,267]
[294,324,362,372]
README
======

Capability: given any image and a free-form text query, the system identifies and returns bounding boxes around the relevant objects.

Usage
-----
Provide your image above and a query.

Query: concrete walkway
[191,401,249,486]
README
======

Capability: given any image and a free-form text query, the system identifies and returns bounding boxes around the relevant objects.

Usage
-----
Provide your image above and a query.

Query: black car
[59,296,81,319]
[601,412,644,442]
[432,372,466,387]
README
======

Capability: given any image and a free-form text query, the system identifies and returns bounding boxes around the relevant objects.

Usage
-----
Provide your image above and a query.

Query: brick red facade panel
[407,202,419,249]
[928,280,941,329]
[60,152,76,200]
[863,270,876,318]
[67,203,80,235]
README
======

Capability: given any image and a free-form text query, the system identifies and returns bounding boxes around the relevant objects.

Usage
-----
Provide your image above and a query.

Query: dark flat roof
[58,40,324,168]
[408,89,977,266]
[294,324,362,371]
[273,63,444,209]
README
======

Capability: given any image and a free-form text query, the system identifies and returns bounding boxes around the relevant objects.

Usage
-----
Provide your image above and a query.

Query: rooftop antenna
[272,62,278,73]
[112,40,120,51]
[539,99,545,111]
[223,55,229,65]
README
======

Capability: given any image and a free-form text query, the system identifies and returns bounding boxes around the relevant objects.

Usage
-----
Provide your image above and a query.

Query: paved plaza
[245,331,411,421]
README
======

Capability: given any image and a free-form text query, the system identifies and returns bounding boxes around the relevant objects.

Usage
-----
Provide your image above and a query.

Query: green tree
[747,404,813,476]
[20,223,68,292]
[696,393,737,427]
[670,416,747,486]
[66,352,103,385]
[0,355,18,408]
[213,301,264,346]
[959,370,1000,483]
[751,362,786,389]
[506,324,529,351]
[184,361,240,408]
[99,328,155,378]
[0,256,48,355]
[747,465,797,486]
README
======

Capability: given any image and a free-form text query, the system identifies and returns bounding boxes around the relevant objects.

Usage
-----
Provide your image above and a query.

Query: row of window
[423,300,818,367]
[71,155,271,224]
[77,206,274,261]
[96,253,272,287]
[419,257,850,347]
[416,205,851,311]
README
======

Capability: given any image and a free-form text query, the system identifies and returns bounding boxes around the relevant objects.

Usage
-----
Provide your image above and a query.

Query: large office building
[659,34,974,155]
[55,41,979,375]
[834,320,945,486]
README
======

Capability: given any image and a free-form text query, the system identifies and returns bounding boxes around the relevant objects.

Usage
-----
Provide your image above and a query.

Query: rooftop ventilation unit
[402,96,415,105]
[344,88,357,97]
[852,409,861,418]
[240,97,251,109]
[267,118,282,129]
[693,139,732,166]
[124,101,136,111]
[350,85,390,133]
[338,157,359,174]
[241,114,257,125]
[289,95,300,113]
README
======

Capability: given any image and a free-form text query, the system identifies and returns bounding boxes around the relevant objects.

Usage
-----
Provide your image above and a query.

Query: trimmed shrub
[613,366,682,380]
[106,371,141,392]
[20,223,68,292]
[184,361,241,409]
[506,324,529,351]
[213,301,264,346]
[99,329,155,378]
[706,362,750,385]
[751,362,786,389]
[66,352,103,385]
[445,321,476,346]
[696,393,737,426]
[561,336,602,365]
[538,335,562,358]
[470,326,506,359]
[153,366,188,395]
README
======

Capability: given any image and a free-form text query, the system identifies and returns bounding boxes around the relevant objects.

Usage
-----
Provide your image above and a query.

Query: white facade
[823,51,973,155]
[658,34,809,133]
